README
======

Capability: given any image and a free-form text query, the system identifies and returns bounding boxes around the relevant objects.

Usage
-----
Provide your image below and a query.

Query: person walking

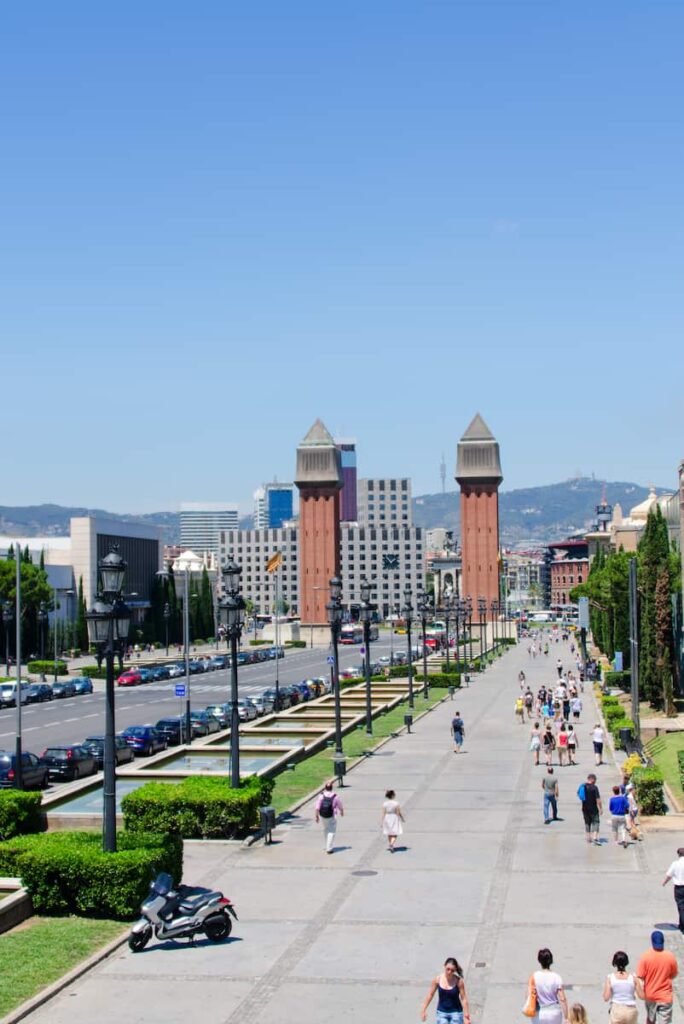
[315,781,344,854]
[625,782,640,839]
[636,931,678,1024]
[523,947,569,1024]
[524,688,534,719]
[556,657,563,678]
[515,696,525,724]
[591,723,605,766]
[609,786,630,847]
[579,773,602,845]
[603,950,638,1024]
[571,695,582,721]
[530,722,542,766]
[519,669,527,689]
[542,724,556,766]
[451,711,465,752]
[420,956,471,1024]
[567,725,578,765]
[661,846,684,933]
[557,723,569,767]
[542,767,559,824]
[381,789,405,852]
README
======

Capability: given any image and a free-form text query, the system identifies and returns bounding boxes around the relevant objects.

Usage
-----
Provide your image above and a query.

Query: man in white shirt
[662,847,684,933]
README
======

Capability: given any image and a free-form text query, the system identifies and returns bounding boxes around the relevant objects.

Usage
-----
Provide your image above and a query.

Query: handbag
[522,974,538,1017]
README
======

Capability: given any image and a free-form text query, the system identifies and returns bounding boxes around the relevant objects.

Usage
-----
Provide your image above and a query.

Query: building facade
[336,439,358,522]
[546,539,589,608]
[180,503,239,560]
[357,478,412,527]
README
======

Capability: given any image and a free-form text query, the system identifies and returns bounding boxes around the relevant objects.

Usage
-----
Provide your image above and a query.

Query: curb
[2,926,129,1024]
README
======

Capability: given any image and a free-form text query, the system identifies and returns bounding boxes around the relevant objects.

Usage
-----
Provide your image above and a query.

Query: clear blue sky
[3,2,682,513]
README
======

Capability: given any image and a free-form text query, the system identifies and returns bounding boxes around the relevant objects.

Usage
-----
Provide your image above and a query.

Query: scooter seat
[179,892,223,912]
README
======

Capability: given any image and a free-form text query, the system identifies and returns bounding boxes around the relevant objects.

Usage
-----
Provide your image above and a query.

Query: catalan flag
[266,551,283,573]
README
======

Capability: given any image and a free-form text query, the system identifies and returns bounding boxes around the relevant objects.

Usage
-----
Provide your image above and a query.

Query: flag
[266,551,283,573]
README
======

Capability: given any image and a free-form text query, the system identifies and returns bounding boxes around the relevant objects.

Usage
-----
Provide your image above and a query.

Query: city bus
[340,625,363,644]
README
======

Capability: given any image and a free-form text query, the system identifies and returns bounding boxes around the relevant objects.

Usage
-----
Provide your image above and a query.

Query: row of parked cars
[0,678,94,708]
[116,647,286,687]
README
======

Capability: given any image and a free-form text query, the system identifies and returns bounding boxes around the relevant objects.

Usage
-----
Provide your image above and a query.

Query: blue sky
[3,2,682,513]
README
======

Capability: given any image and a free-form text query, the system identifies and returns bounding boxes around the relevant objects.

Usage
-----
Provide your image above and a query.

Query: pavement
[23,641,684,1024]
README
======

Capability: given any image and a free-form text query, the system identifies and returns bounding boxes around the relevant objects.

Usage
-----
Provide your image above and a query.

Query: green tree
[199,567,215,639]
[76,576,88,650]
[638,506,673,708]
[0,555,54,661]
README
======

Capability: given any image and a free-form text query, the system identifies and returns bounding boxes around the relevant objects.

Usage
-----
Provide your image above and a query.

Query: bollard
[404,713,413,733]
[260,805,276,845]
[334,756,347,786]
[464,674,470,687]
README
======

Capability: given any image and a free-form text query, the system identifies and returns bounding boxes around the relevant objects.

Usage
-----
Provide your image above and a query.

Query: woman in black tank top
[420,957,471,1023]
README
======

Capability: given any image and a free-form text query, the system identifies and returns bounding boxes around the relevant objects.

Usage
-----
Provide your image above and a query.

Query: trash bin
[448,685,455,699]
[333,756,346,784]
[404,713,413,733]
[618,727,633,750]
[260,805,276,844]
[464,674,470,687]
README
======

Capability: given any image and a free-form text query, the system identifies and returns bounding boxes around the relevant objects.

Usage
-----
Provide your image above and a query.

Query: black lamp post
[359,576,376,736]
[466,596,473,668]
[38,602,48,681]
[85,546,131,854]
[454,599,464,672]
[327,576,344,756]
[478,596,487,664]
[2,601,13,676]
[219,558,246,789]
[491,598,499,649]
[403,583,414,709]
[417,585,432,699]
[163,601,170,656]
[441,595,455,673]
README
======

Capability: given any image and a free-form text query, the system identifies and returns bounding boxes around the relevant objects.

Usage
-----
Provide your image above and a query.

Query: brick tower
[455,413,503,608]
[295,419,343,626]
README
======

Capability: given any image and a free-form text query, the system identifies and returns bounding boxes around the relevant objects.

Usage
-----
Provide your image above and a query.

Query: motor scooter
[129,872,237,952]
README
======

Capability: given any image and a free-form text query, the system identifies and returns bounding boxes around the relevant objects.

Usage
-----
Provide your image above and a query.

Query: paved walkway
[28,642,684,1023]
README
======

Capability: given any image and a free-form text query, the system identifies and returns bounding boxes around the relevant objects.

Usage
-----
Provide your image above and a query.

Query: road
[0,636,401,763]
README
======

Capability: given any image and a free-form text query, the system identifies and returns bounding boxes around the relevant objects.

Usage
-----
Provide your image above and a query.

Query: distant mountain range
[0,478,669,549]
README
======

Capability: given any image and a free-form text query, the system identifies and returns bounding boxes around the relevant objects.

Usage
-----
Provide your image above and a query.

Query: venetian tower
[455,413,503,608]
[294,419,343,626]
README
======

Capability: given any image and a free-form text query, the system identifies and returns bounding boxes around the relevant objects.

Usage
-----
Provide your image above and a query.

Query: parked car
[190,710,220,734]
[137,668,154,684]
[155,717,189,746]
[72,677,94,695]
[167,664,185,678]
[117,670,142,688]
[188,660,205,675]
[52,680,76,699]
[120,726,167,756]
[262,687,290,710]
[150,665,170,682]
[377,655,391,666]
[236,699,258,722]
[209,656,228,670]
[292,682,311,702]
[313,676,330,694]
[245,696,266,717]
[205,704,230,728]
[39,745,98,782]
[187,711,209,737]
[81,735,135,769]
[0,682,29,707]
[25,683,53,703]
[0,750,48,789]
[281,685,300,706]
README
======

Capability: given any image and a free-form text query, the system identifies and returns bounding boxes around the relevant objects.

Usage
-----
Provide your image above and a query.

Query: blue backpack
[577,783,586,801]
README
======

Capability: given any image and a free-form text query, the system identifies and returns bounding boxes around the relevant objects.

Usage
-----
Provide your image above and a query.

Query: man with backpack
[315,781,344,854]
[578,773,603,845]
[451,712,465,752]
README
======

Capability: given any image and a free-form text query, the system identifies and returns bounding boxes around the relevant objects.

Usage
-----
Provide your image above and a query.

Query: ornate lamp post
[403,583,414,709]
[478,596,487,664]
[417,586,432,699]
[359,576,376,736]
[326,576,344,756]
[85,546,131,853]
[465,596,473,668]
[440,595,453,674]
[219,559,246,788]
[490,598,499,649]
[2,601,13,676]
[163,601,170,656]
[38,602,48,681]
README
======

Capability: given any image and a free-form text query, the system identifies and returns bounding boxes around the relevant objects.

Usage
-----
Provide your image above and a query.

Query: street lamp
[466,596,473,668]
[490,598,499,649]
[163,601,170,656]
[38,602,48,681]
[2,601,13,676]
[441,594,455,674]
[326,576,344,756]
[219,558,246,789]
[359,576,376,736]
[417,585,432,699]
[478,596,487,664]
[455,598,465,673]
[403,583,414,709]
[85,546,131,853]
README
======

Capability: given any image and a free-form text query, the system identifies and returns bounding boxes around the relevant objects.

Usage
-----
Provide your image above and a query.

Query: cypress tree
[200,567,215,638]
[76,576,88,650]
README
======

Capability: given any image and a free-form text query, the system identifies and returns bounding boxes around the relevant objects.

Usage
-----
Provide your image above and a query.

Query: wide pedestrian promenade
[29,641,683,1023]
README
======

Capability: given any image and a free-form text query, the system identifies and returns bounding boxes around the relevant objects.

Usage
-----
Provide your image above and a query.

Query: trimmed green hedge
[0,791,43,842]
[285,640,307,648]
[441,661,469,673]
[678,751,684,792]
[601,695,621,708]
[248,639,269,646]
[122,775,274,839]
[604,670,631,692]
[0,831,182,918]
[632,765,666,816]
[415,673,461,686]
[27,660,67,676]
[78,665,108,679]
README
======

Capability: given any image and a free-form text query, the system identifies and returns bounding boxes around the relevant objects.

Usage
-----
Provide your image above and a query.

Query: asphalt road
[0,636,404,768]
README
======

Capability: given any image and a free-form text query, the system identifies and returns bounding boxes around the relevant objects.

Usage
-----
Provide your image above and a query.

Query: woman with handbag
[523,948,568,1023]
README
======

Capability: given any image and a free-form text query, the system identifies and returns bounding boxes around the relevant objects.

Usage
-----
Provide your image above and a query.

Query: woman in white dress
[381,789,405,852]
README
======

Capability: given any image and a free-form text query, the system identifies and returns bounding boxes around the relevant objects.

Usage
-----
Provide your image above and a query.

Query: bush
[609,717,635,746]
[122,775,275,839]
[632,766,666,816]
[0,791,43,842]
[679,751,684,792]
[604,670,631,692]
[622,753,643,779]
[0,830,182,918]
[248,640,269,646]
[27,660,68,676]
[601,695,621,709]
[285,640,307,648]
[441,661,469,673]
[604,706,627,727]
[78,665,108,679]
[415,673,461,686]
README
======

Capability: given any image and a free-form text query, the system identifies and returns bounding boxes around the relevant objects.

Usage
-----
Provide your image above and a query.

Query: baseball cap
[651,930,665,949]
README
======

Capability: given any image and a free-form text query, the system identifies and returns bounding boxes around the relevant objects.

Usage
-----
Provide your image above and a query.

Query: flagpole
[275,564,280,712]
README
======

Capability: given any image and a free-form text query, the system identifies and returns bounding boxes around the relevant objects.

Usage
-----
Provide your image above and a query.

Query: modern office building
[357,478,412,527]
[253,488,267,529]
[180,503,239,561]
[265,483,294,528]
[336,439,358,522]
[219,525,299,615]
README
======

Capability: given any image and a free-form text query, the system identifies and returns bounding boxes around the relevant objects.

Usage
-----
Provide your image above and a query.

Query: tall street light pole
[14,551,23,790]
[219,559,246,788]
[441,596,452,674]
[403,583,414,709]
[163,601,170,657]
[86,546,131,853]
[466,596,473,668]
[478,597,487,663]
[2,602,13,680]
[38,602,48,682]
[360,576,376,736]
[157,567,191,743]
[327,576,344,756]
[417,585,432,700]
[490,598,499,649]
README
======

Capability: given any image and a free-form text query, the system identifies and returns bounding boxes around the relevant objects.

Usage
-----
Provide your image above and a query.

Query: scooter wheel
[129,928,151,952]
[204,913,232,942]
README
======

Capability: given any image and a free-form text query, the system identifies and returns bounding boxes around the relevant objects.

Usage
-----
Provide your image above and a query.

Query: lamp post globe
[417,585,432,699]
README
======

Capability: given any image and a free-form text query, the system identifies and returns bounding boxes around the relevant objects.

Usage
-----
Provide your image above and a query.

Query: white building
[253,488,267,529]
[180,503,239,561]
[357,478,412,527]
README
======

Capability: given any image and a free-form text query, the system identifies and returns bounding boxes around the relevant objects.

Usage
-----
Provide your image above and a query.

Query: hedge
[0,830,182,918]
[609,717,635,746]
[601,695,621,709]
[122,775,275,839]
[78,665,108,679]
[415,673,461,687]
[604,670,631,692]
[248,640,269,646]
[285,640,307,648]
[631,765,666,816]
[0,791,43,842]
[27,660,68,676]
[441,661,470,673]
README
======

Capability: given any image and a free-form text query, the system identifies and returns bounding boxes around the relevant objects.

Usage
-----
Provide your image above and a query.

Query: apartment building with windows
[357,478,412,526]
[180,503,239,561]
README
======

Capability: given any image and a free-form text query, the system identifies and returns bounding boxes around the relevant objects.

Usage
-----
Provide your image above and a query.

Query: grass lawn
[0,916,125,1017]
[271,687,448,814]
[646,732,684,802]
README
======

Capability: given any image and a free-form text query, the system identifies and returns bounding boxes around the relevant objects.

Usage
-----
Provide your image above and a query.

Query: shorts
[611,815,627,835]
[593,741,604,755]
[583,811,600,832]
[453,732,463,747]
[436,1012,463,1024]
[645,1000,673,1024]
[609,1005,638,1024]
